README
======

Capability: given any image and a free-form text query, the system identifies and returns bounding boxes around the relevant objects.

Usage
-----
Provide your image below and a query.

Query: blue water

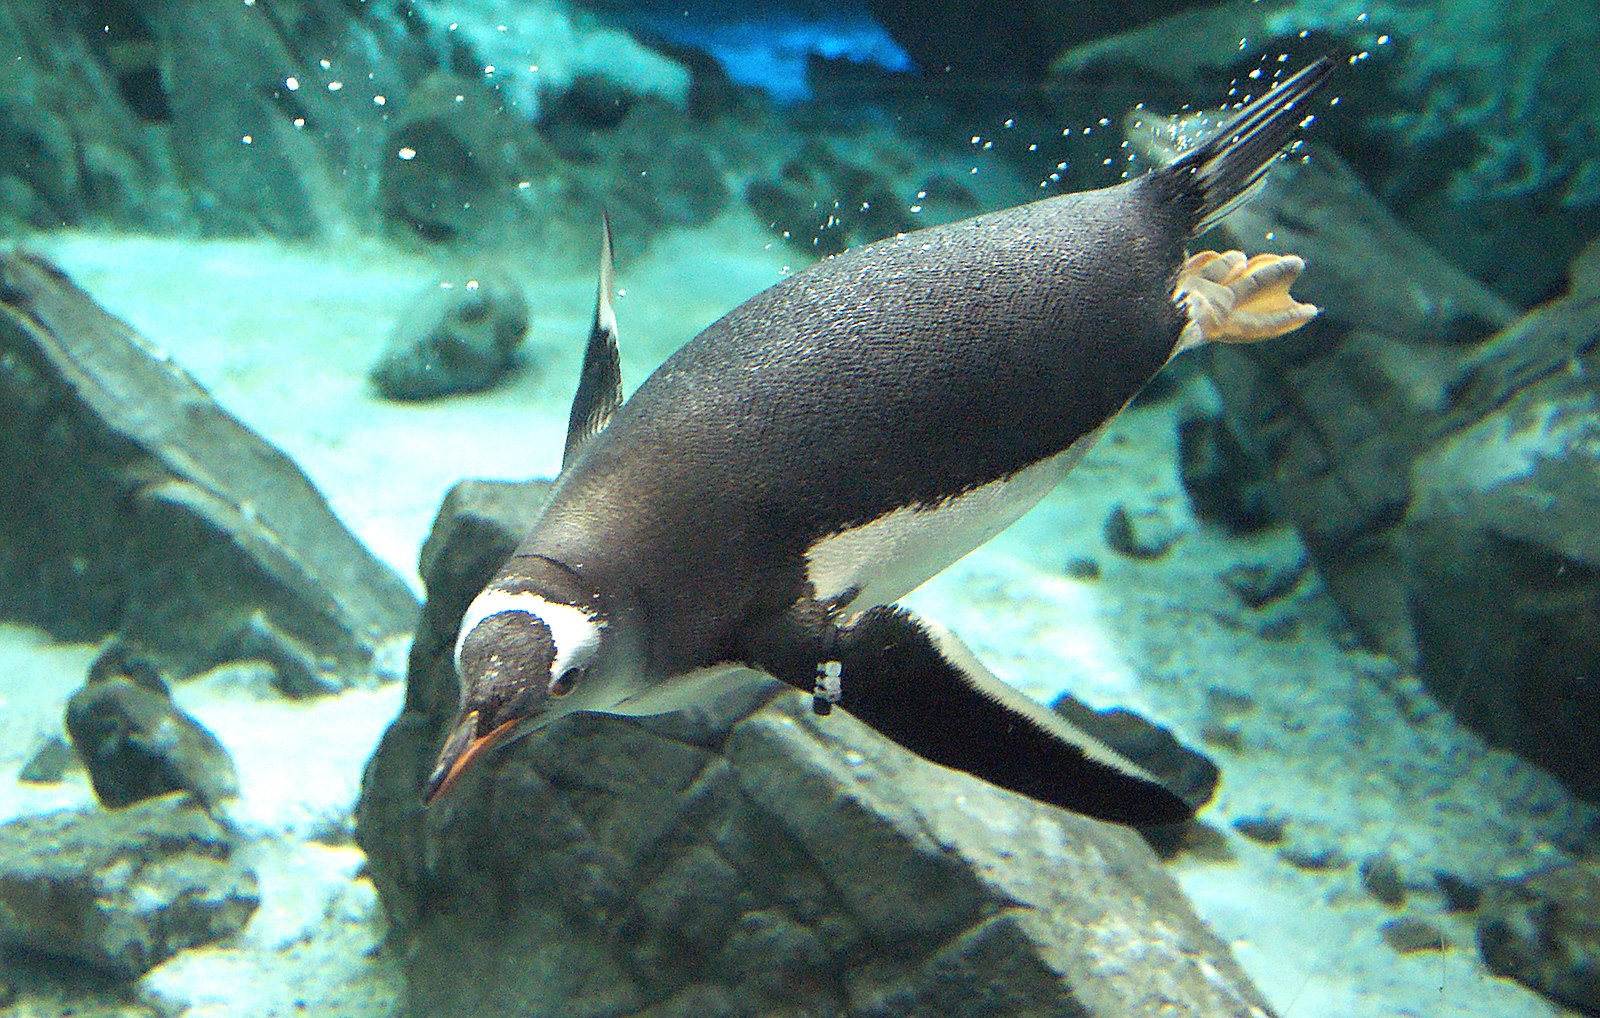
[610,4,914,102]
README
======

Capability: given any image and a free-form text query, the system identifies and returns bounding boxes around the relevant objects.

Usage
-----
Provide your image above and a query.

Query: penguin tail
[1157,56,1336,234]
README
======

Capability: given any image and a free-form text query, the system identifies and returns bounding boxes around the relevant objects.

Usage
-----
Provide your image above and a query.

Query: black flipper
[1152,56,1335,234]
[562,212,623,472]
[748,604,1194,826]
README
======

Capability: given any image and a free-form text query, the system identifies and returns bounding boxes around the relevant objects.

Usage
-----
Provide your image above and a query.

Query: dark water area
[0,1,1597,1016]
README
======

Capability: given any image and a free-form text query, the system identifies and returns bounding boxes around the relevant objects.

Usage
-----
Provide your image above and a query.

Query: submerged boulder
[0,794,258,979]
[65,644,239,815]
[1479,858,1600,1015]
[1397,292,1600,796]
[0,252,418,688]
[1144,115,1600,797]
[371,273,530,401]
[357,477,1273,1017]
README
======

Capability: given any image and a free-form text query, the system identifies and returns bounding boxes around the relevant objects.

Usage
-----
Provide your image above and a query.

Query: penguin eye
[548,667,581,697]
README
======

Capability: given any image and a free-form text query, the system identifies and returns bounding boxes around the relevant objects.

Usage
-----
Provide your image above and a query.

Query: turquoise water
[0,2,1596,1016]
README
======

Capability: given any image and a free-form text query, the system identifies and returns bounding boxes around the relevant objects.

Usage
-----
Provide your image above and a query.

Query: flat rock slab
[0,252,417,688]
[0,795,258,978]
[358,478,1274,1017]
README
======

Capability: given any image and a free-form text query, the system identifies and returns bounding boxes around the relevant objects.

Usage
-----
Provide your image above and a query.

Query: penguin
[424,58,1336,825]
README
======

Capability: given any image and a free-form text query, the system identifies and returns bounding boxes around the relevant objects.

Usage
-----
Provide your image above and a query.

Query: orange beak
[422,710,522,804]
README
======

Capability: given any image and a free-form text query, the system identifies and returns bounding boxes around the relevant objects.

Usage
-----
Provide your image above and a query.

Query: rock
[1359,853,1407,908]
[371,273,530,401]
[1436,870,1484,913]
[379,71,564,247]
[0,253,418,687]
[1478,858,1600,1015]
[1232,814,1287,846]
[539,93,733,254]
[17,735,75,785]
[1104,503,1182,560]
[1219,556,1308,610]
[582,98,732,248]
[0,0,425,240]
[1110,84,1600,797]
[1052,0,1600,307]
[1396,296,1600,796]
[743,131,1003,258]
[1063,556,1101,580]
[1381,917,1448,955]
[1203,686,1255,720]
[406,0,691,122]
[0,0,741,258]
[1278,842,1349,873]
[65,644,239,814]
[0,794,258,978]
[0,0,188,235]
[356,477,1276,1017]
[746,139,920,258]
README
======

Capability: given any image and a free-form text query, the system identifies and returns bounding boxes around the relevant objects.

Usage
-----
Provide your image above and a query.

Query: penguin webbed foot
[1174,249,1318,351]
[752,604,1194,826]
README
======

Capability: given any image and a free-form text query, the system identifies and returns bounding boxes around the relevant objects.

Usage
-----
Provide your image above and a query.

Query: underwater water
[1,1,1598,1017]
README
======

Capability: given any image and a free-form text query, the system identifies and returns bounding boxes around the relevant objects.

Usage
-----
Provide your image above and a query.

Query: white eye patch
[455,589,603,685]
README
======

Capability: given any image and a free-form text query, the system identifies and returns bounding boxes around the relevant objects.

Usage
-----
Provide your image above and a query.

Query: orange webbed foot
[1173,250,1318,352]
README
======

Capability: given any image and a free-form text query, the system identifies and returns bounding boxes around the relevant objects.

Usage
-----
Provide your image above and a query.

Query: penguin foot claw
[813,660,843,716]
[1175,250,1318,351]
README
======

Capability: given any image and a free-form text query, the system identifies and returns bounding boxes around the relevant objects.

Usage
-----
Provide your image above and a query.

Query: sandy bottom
[1,221,1588,1017]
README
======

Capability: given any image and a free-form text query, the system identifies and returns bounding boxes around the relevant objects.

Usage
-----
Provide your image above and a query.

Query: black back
[531,182,1188,669]
[526,58,1337,673]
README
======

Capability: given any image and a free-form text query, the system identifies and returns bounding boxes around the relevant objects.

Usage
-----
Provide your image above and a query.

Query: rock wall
[1160,139,1600,799]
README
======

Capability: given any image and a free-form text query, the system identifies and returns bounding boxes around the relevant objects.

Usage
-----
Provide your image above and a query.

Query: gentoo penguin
[425,58,1335,825]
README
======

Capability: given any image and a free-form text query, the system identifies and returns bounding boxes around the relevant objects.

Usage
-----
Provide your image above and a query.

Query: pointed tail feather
[1157,57,1336,234]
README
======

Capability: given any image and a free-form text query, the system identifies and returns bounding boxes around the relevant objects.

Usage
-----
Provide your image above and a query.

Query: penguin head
[424,569,629,803]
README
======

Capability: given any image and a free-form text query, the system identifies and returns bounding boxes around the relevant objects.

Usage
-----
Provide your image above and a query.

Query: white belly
[803,431,1100,614]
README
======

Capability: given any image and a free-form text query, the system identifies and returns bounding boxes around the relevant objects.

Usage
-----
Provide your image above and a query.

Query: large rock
[1143,117,1600,797]
[0,795,258,979]
[379,72,566,247]
[1397,291,1600,796]
[1478,857,1600,1015]
[357,478,1274,1017]
[1183,143,1515,666]
[0,0,189,234]
[65,644,240,815]
[0,252,418,688]
[370,272,531,401]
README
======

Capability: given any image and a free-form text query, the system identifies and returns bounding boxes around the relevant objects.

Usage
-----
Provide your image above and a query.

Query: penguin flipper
[562,212,623,472]
[749,604,1194,826]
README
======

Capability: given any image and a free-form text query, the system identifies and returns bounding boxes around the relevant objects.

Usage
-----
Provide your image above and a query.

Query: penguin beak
[422,710,522,804]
